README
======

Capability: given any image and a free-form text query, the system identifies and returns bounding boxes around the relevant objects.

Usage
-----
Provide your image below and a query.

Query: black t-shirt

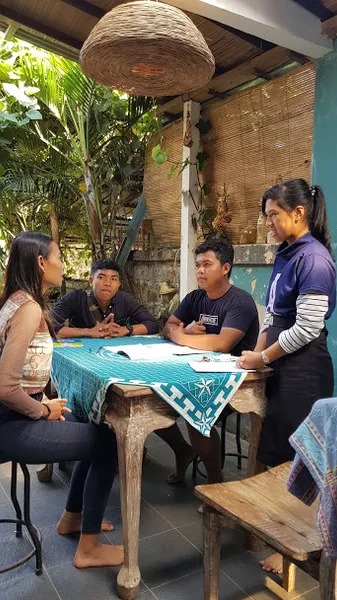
[174,286,259,356]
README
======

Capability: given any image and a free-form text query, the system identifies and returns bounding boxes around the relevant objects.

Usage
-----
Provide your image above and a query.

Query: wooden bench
[195,462,337,600]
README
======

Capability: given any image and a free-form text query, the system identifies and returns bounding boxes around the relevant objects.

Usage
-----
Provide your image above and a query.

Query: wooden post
[2,21,18,42]
[203,508,222,600]
[180,100,200,300]
[320,552,337,600]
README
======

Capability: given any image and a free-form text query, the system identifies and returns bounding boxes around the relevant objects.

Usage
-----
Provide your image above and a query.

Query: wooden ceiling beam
[292,0,334,21]
[253,68,274,81]
[207,17,275,51]
[0,4,82,49]
[164,0,332,58]
[156,46,292,117]
[321,15,337,38]
[58,0,104,19]
[287,50,310,65]
[208,88,228,99]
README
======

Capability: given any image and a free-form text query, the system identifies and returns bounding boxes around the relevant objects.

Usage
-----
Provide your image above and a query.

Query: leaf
[151,144,161,160]
[0,111,19,123]
[179,157,190,175]
[201,183,211,196]
[121,161,136,176]
[26,109,42,120]
[24,86,40,95]
[0,165,5,177]
[17,117,30,126]
[151,144,168,165]
[168,164,177,179]
[196,151,209,172]
[2,83,35,107]
[195,118,212,135]
[198,208,213,226]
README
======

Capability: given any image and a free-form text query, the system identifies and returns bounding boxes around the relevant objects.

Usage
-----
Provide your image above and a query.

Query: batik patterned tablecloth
[51,337,247,437]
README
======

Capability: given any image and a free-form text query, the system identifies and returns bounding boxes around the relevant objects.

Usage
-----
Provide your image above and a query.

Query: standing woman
[0,231,123,569]
[237,179,336,573]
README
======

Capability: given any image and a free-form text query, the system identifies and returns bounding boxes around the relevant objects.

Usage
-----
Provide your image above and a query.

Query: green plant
[0,37,159,260]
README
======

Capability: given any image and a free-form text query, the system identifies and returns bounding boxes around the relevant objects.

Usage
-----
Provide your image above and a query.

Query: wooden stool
[195,463,336,599]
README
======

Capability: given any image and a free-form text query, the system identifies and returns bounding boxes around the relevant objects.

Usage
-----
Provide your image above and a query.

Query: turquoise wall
[312,45,337,389]
[231,264,271,319]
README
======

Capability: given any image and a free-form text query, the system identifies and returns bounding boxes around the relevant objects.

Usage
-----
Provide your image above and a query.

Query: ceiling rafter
[0,4,82,49]
[292,0,334,21]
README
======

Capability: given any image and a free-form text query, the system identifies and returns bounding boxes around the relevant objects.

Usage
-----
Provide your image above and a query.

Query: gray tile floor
[0,427,320,600]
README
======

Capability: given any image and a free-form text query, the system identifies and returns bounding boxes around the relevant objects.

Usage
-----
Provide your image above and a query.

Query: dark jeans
[0,411,117,534]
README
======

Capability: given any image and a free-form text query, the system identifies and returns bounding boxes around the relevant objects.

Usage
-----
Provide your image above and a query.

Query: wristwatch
[41,403,51,419]
[261,350,271,365]
[125,323,134,337]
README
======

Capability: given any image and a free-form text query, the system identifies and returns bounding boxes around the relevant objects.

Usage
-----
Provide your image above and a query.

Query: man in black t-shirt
[161,238,258,486]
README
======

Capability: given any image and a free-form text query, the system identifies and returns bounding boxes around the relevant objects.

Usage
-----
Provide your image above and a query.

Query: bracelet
[41,403,51,420]
[261,350,271,365]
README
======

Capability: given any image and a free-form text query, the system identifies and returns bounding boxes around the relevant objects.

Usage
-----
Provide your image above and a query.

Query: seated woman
[0,231,123,569]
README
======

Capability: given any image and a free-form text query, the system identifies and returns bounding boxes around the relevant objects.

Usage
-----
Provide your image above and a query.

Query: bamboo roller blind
[144,63,316,246]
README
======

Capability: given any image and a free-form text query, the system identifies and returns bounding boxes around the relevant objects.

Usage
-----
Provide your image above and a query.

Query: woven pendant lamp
[80,1,215,97]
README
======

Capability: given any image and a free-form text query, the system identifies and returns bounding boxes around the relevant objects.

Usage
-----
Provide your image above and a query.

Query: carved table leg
[106,401,175,600]
[113,418,148,599]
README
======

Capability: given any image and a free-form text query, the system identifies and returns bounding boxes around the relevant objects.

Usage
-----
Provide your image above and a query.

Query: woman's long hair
[0,231,55,334]
[261,178,333,256]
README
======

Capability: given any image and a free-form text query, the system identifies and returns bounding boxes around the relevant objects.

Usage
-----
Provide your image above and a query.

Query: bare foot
[57,512,114,535]
[260,553,283,574]
[167,448,197,484]
[74,542,124,568]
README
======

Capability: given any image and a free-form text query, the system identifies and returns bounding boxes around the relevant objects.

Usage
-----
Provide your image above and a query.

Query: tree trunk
[83,164,104,261]
[49,202,60,246]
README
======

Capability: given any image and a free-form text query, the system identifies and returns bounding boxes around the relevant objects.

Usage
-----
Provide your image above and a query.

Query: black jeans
[0,410,117,534]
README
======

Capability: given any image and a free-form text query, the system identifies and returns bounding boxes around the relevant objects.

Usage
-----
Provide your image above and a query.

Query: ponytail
[262,178,333,257]
[310,185,333,257]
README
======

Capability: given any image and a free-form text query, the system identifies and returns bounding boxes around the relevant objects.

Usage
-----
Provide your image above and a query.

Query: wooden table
[105,369,271,600]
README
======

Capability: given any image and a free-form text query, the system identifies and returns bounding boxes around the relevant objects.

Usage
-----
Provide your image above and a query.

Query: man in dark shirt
[52,259,159,338]
[161,238,259,487]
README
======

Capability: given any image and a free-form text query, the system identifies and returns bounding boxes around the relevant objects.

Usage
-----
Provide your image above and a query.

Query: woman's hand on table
[41,399,72,421]
[237,351,264,370]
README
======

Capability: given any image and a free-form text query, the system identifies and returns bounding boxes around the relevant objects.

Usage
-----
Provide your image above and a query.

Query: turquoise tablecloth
[51,337,246,437]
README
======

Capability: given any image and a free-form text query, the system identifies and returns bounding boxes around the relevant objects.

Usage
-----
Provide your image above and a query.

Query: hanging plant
[212,185,232,234]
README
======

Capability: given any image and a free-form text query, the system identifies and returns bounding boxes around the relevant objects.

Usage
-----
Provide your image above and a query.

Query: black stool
[192,406,248,480]
[0,460,42,575]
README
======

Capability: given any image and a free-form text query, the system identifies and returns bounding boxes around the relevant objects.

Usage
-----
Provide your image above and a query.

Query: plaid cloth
[288,397,337,557]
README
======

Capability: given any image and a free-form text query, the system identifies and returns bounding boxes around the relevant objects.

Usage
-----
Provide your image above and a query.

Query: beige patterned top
[0,291,53,419]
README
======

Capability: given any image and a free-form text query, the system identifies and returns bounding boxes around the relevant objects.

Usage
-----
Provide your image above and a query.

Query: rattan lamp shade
[80,1,215,97]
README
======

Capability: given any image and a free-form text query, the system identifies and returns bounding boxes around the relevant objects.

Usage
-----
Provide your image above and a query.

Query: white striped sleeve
[278,293,329,354]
